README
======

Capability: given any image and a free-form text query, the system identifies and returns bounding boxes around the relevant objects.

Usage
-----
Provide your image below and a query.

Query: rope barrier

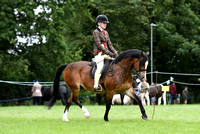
[0,96,33,102]
[1,71,200,103]
[173,80,200,86]
[153,71,200,76]
[0,80,66,86]
[1,72,200,87]
[0,95,96,103]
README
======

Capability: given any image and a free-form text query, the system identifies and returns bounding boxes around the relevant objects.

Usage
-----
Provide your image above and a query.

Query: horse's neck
[114,59,133,82]
[117,58,134,70]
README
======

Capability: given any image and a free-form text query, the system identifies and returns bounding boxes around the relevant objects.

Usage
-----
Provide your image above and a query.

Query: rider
[93,14,118,92]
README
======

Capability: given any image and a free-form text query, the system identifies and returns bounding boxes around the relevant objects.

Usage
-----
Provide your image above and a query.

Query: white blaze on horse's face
[144,61,148,79]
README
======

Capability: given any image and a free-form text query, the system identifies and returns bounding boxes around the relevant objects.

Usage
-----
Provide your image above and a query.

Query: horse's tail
[47,64,68,109]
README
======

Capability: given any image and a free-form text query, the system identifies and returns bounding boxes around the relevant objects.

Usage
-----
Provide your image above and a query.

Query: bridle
[107,52,148,77]
[116,56,147,76]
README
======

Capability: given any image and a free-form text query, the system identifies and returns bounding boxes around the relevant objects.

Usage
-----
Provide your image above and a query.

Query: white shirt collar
[98,26,103,31]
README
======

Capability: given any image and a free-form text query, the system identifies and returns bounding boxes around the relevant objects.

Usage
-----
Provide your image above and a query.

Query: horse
[148,84,163,99]
[42,86,70,105]
[47,49,149,121]
[148,84,168,105]
[28,85,70,105]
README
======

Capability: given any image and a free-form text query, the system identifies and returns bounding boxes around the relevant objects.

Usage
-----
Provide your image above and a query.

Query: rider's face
[99,22,107,29]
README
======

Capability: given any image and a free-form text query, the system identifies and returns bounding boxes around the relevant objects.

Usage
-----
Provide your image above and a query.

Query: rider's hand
[109,52,115,58]
[109,52,118,58]
[114,53,119,58]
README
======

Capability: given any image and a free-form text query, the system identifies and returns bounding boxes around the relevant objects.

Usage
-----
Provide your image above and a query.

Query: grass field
[0,104,200,134]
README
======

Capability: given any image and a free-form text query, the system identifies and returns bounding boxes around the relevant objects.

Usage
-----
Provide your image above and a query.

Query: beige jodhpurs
[140,91,150,106]
[94,52,112,88]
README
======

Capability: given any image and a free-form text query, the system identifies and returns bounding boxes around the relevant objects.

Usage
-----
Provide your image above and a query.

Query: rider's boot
[94,73,102,92]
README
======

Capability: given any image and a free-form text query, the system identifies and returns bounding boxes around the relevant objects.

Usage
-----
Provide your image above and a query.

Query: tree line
[0,0,200,104]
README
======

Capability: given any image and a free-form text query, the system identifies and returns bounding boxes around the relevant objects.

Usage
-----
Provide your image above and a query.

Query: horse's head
[133,51,148,80]
[114,49,148,80]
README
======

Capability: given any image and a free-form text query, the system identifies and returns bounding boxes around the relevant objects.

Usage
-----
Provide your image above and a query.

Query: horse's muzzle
[138,73,145,80]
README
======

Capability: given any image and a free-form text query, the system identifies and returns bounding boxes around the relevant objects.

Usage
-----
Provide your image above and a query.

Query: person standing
[32,80,42,105]
[137,78,150,106]
[177,93,181,104]
[93,14,118,92]
[169,82,177,104]
[182,86,189,104]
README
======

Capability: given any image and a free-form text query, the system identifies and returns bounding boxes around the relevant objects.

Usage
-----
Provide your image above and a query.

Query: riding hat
[96,15,109,25]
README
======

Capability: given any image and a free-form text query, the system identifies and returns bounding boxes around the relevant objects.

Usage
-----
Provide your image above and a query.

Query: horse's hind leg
[133,93,148,120]
[73,92,90,119]
[62,93,73,121]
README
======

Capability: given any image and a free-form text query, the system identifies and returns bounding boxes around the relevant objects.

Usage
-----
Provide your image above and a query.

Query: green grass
[0,104,200,134]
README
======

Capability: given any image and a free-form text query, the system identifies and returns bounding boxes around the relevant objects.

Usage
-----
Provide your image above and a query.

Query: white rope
[147,71,200,76]
[173,80,200,86]
[1,71,200,86]
[0,80,66,86]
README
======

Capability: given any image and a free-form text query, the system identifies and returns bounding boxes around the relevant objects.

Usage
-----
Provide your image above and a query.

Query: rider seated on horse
[93,14,118,92]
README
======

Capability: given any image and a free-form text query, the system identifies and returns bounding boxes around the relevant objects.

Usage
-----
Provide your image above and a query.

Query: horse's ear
[141,51,144,56]
[141,51,148,57]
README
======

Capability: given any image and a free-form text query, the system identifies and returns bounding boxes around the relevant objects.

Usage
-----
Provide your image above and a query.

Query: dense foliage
[0,0,200,104]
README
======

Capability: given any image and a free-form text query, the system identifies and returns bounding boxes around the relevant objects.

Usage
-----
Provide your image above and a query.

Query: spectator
[137,78,150,106]
[32,80,42,105]
[182,86,189,104]
[177,93,181,104]
[169,82,177,104]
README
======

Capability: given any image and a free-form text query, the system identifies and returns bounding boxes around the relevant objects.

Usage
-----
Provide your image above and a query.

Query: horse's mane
[114,49,148,64]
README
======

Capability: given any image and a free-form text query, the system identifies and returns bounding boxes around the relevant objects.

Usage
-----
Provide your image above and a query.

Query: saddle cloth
[89,59,113,79]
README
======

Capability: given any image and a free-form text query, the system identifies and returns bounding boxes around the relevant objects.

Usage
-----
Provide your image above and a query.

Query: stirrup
[94,86,102,92]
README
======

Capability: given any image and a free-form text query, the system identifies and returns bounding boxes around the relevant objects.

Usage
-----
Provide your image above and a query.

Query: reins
[107,58,140,77]
[106,51,147,77]
[107,61,115,77]
[117,62,133,73]
[115,56,146,75]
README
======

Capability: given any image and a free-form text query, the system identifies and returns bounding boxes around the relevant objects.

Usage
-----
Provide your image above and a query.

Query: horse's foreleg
[120,93,124,105]
[104,93,113,121]
[133,93,148,120]
[104,100,112,121]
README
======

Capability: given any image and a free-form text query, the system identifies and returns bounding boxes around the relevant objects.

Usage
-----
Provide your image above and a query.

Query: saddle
[89,59,114,79]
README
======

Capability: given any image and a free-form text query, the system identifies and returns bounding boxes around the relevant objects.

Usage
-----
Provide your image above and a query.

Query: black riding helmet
[95,15,109,25]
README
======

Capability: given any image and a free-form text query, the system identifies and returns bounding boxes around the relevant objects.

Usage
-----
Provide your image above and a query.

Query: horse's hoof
[84,112,90,119]
[104,117,109,121]
[62,118,69,122]
[142,115,148,121]
[84,115,90,119]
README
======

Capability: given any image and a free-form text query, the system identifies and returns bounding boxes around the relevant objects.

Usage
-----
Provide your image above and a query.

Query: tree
[90,0,150,53]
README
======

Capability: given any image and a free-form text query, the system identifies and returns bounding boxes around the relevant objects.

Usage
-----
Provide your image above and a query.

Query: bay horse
[47,49,149,121]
